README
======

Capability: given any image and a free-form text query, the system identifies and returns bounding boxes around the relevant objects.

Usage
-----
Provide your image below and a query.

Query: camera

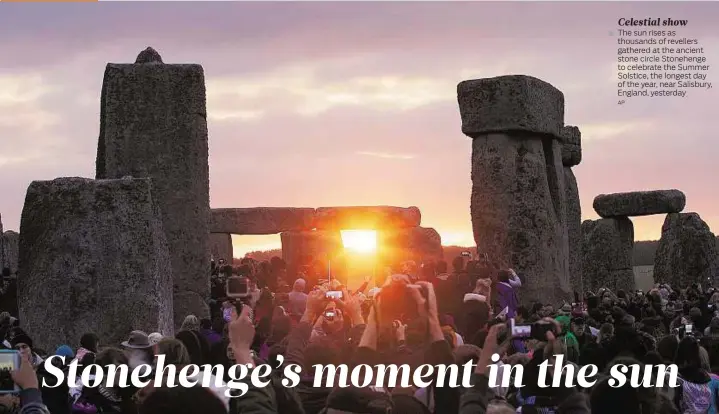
[509,318,555,341]
[226,275,249,298]
[324,310,336,321]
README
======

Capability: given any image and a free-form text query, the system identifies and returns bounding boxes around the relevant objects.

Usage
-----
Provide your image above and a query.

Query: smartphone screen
[685,324,693,333]
[0,351,19,393]
[509,318,531,338]
[326,291,343,300]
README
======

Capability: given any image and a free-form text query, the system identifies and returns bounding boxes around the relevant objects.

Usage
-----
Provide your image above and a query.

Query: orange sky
[0,3,716,258]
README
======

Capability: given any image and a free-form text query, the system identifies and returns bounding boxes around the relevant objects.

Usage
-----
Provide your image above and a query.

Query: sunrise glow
[341,230,378,254]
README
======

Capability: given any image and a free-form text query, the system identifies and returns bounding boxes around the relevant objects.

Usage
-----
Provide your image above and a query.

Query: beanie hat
[55,345,74,358]
[10,331,33,349]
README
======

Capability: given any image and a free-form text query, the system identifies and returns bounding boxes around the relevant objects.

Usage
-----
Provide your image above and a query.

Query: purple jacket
[200,328,222,346]
[496,282,518,319]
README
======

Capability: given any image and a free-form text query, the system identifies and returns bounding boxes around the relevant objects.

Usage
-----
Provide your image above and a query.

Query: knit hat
[55,345,74,358]
[9,331,33,349]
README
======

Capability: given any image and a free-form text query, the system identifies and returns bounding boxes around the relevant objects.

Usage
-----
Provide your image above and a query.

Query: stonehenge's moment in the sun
[0,2,718,413]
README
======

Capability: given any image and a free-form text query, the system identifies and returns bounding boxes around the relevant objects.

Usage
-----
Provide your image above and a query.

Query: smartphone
[509,318,531,338]
[226,276,249,298]
[326,291,343,300]
[0,350,20,394]
[324,310,336,321]
[461,251,471,257]
[685,324,693,334]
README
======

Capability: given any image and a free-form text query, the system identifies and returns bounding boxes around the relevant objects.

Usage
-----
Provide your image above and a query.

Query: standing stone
[581,218,635,292]
[457,75,570,303]
[281,230,343,282]
[593,190,686,218]
[378,227,443,264]
[2,231,19,275]
[0,214,4,272]
[18,177,173,351]
[96,48,210,325]
[564,168,582,293]
[560,126,583,293]
[654,213,719,288]
[559,125,582,167]
[209,233,234,263]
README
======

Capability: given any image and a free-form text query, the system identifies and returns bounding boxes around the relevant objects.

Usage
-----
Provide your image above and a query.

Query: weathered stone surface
[457,75,564,138]
[559,126,582,166]
[96,49,210,326]
[593,190,686,218]
[0,214,3,272]
[211,208,316,235]
[281,230,343,282]
[18,177,173,351]
[581,218,635,292]
[209,233,234,262]
[2,231,19,275]
[654,213,719,288]
[313,206,420,230]
[135,47,163,64]
[464,133,571,303]
[564,167,582,293]
[280,230,342,265]
[378,227,443,264]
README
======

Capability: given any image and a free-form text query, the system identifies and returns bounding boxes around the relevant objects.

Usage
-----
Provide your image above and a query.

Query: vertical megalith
[581,218,635,292]
[2,231,19,275]
[457,75,570,303]
[96,48,210,325]
[0,214,4,272]
[18,177,173,351]
[209,233,234,263]
[560,126,583,294]
[654,213,719,288]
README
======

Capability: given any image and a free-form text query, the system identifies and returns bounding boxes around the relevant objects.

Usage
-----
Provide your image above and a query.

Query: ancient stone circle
[2,50,716,349]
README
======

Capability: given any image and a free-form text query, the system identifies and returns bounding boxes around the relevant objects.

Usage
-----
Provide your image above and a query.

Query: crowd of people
[0,253,718,414]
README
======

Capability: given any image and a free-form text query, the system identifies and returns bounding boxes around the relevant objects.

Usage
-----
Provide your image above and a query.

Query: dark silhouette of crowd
[0,256,718,414]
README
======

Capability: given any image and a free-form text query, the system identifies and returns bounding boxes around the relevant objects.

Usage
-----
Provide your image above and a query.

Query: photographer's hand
[229,306,255,366]
[11,355,37,390]
[412,282,443,342]
[336,288,364,326]
[475,323,502,375]
[302,288,327,324]
[394,320,407,343]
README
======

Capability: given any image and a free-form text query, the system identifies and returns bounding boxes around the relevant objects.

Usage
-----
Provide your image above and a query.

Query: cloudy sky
[1,2,716,256]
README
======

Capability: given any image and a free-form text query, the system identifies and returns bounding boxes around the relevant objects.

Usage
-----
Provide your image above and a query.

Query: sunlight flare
[341,230,378,254]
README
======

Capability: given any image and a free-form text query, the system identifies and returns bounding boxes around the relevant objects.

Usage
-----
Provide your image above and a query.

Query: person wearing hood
[555,315,580,363]
[180,315,201,332]
[287,278,308,320]
[674,336,719,414]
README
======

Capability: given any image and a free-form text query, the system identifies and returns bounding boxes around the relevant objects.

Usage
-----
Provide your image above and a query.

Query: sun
[341,230,377,254]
